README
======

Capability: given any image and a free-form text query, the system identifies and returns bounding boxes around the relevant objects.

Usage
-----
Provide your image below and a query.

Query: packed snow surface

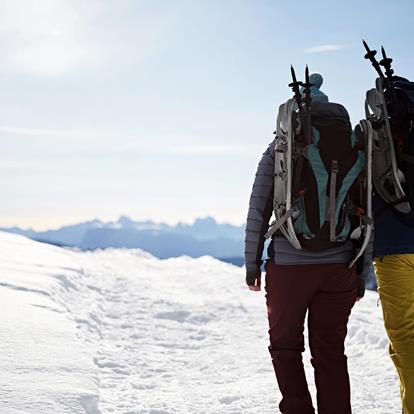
[0,231,400,413]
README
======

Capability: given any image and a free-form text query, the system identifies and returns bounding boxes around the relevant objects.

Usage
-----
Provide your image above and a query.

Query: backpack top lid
[310,100,351,129]
[392,77,414,110]
[295,72,349,121]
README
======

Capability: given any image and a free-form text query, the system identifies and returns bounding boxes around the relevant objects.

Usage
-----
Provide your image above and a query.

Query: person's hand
[246,270,261,292]
[357,279,365,301]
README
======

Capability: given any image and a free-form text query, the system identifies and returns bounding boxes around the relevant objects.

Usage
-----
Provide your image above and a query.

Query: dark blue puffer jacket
[374,196,414,257]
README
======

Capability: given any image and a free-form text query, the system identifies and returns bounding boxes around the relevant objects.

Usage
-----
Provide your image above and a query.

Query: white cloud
[0,1,174,77]
[0,0,97,76]
[305,44,344,54]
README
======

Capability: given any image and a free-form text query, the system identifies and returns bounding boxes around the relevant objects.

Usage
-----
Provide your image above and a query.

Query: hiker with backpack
[244,69,372,414]
[361,42,414,414]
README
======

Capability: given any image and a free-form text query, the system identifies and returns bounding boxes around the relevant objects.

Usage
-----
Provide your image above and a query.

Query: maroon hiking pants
[265,261,358,414]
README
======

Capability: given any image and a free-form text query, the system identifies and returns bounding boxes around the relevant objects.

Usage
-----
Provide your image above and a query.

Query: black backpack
[297,101,366,251]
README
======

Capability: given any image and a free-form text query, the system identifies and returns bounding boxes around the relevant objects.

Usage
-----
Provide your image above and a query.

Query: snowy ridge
[0,216,246,261]
[0,232,100,414]
[0,232,400,413]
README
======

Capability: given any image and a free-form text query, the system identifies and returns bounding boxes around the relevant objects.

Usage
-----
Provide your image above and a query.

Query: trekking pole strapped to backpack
[362,40,385,79]
[303,66,313,145]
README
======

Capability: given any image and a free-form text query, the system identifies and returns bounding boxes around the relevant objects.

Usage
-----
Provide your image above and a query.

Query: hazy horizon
[1,213,246,232]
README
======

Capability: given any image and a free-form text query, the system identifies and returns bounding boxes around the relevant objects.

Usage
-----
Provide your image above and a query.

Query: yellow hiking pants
[374,254,414,414]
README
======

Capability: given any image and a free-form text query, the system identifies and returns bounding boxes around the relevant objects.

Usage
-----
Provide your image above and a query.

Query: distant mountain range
[0,216,245,262]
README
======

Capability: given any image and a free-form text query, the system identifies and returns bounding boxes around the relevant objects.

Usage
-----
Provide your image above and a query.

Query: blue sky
[1,0,414,229]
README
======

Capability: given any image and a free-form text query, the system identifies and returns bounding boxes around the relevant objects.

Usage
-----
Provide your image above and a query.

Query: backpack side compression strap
[335,151,365,223]
[303,143,328,228]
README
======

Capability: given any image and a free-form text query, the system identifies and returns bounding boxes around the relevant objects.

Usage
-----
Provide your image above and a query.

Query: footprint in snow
[155,310,213,325]
[154,310,191,323]
[219,395,241,405]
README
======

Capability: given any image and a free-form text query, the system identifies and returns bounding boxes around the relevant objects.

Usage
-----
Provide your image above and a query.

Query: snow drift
[0,231,400,413]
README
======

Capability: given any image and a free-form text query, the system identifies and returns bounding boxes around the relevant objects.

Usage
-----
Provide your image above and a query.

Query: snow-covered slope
[0,232,400,413]
[0,232,99,414]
